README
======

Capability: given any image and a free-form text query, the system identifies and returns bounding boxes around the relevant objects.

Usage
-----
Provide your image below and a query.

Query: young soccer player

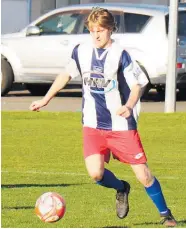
[29,7,177,227]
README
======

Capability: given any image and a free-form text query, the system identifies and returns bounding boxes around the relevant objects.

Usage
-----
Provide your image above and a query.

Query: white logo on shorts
[135,153,144,160]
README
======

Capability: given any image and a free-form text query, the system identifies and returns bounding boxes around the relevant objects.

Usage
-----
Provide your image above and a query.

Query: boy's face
[89,24,112,49]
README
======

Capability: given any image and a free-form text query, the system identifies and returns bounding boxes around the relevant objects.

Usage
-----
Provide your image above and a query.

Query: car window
[166,11,186,36]
[178,11,186,36]
[82,11,122,34]
[36,12,84,35]
[113,14,122,33]
[124,13,150,33]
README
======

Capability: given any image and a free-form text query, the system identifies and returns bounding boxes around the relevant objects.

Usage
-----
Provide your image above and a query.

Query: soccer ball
[35,192,66,223]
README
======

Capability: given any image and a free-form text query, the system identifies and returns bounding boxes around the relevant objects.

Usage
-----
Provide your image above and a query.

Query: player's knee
[136,169,154,187]
[88,170,103,181]
[138,175,153,187]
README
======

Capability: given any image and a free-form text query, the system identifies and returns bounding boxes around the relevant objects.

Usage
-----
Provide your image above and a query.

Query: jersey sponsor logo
[84,77,111,88]
[83,71,117,94]
[84,77,117,94]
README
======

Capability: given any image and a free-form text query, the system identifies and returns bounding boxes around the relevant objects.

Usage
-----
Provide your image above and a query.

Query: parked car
[1,3,186,96]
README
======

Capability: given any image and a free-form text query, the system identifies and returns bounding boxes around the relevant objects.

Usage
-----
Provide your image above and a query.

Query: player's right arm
[29,72,70,111]
[29,44,81,111]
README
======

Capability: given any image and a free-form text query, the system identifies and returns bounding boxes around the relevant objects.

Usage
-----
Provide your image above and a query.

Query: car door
[9,10,88,80]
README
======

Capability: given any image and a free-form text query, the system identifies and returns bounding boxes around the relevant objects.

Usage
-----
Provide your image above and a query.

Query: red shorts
[83,127,147,164]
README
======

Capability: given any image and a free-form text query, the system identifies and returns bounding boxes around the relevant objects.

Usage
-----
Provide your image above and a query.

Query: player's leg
[85,154,124,190]
[83,127,124,190]
[107,129,176,225]
[83,127,129,218]
[85,153,130,219]
[131,163,177,227]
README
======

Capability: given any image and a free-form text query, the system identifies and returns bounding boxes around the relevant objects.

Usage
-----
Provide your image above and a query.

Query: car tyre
[156,87,165,99]
[26,84,51,96]
[1,58,14,96]
[179,88,186,99]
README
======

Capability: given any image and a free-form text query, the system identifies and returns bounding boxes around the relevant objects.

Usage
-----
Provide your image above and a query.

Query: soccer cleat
[160,209,177,227]
[116,180,130,219]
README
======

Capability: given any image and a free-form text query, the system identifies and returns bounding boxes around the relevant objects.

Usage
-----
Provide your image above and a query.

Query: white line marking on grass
[1,170,87,176]
[1,170,181,180]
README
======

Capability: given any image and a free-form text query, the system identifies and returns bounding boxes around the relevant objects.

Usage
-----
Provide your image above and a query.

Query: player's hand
[116,105,132,118]
[29,99,47,111]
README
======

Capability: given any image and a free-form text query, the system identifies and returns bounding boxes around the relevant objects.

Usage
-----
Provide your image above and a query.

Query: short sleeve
[65,45,81,79]
[121,50,148,89]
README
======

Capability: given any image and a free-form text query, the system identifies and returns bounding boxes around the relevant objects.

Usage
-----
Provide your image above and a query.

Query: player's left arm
[116,52,148,118]
[116,84,142,118]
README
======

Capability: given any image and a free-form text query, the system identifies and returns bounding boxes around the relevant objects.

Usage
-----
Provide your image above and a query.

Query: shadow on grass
[103,226,129,228]
[2,206,34,210]
[134,219,186,226]
[133,222,162,226]
[177,220,186,225]
[1,183,86,189]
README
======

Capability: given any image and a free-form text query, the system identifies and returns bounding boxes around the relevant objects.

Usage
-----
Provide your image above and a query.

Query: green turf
[1,112,186,228]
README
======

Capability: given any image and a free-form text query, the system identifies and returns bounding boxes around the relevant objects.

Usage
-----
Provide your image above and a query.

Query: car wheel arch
[1,46,21,81]
[136,60,151,84]
[1,58,14,96]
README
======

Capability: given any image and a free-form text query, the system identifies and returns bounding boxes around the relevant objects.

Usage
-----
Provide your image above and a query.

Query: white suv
[1,3,186,96]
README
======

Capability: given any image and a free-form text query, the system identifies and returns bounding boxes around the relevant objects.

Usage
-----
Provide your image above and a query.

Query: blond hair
[85,7,117,32]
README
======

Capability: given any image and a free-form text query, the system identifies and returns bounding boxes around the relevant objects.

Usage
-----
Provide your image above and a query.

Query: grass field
[1,112,186,228]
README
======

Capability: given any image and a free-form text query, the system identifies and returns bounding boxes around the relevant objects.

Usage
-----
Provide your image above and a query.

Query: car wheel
[26,84,51,96]
[179,88,186,99]
[156,87,165,99]
[1,58,14,96]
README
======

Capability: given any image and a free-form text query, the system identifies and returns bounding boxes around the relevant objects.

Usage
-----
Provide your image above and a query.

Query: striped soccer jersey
[65,40,148,131]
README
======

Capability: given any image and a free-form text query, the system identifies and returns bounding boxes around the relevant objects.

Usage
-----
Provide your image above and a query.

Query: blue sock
[145,177,168,214]
[96,168,124,190]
